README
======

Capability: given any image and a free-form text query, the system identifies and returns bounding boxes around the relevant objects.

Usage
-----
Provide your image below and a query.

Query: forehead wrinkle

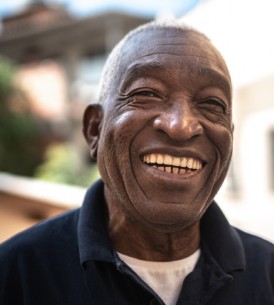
[125,58,230,83]
[151,41,206,46]
[126,62,165,74]
[134,53,224,69]
[127,37,216,57]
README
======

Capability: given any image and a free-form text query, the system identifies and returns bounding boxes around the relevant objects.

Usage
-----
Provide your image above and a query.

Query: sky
[0,0,201,19]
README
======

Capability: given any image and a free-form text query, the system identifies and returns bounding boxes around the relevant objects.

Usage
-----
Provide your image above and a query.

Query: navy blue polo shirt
[0,179,274,304]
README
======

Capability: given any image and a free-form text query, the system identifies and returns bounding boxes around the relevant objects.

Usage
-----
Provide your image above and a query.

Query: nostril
[153,115,203,141]
[190,121,203,133]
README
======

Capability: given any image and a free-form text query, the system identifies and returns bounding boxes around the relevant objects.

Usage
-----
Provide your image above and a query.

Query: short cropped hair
[97,18,209,105]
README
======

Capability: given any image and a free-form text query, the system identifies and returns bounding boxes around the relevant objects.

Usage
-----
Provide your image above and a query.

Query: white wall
[182,0,274,88]
[182,0,274,242]
[240,109,274,203]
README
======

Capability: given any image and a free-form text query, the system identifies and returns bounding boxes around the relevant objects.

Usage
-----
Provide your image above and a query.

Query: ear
[83,104,103,160]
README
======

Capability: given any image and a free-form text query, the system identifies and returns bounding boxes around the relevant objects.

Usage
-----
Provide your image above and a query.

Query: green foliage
[0,56,15,102]
[0,112,41,175]
[0,56,43,176]
[35,144,100,187]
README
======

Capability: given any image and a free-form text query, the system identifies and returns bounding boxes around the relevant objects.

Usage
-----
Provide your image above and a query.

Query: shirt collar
[78,179,246,272]
[200,202,246,272]
[78,179,115,266]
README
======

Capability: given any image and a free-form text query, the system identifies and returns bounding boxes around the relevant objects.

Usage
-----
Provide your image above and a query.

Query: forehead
[117,28,231,91]
[124,28,209,57]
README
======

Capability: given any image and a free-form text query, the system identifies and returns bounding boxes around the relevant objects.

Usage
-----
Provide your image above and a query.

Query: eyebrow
[120,61,175,94]
[122,62,165,85]
[197,67,232,98]
[121,61,232,99]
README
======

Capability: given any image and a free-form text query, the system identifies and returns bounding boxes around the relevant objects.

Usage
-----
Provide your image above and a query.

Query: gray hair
[97,17,208,105]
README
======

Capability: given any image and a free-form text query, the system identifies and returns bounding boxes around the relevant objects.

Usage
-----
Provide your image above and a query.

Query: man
[0,18,273,305]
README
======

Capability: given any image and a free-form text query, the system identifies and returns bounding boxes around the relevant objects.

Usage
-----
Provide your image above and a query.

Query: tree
[0,56,42,176]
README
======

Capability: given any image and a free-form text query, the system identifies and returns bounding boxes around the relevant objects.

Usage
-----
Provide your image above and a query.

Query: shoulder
[236,228,274,271]
[236,228,274,253]
[0,208,80,263]
[0,209,86,304]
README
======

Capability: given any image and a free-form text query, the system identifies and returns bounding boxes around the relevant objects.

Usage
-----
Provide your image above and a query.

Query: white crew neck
[117,249,200,305]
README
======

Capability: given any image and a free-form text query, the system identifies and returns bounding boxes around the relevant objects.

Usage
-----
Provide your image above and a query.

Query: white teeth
[165,166,172,173]
[142,153,203,172]
[181,157,187,168]
[173,157,181,167]
[173,167,179,174]
[164,155,172,164]
[195,160,202,170]
[150,154,157,163]
[187,158,193,169]
[157,154,164,164]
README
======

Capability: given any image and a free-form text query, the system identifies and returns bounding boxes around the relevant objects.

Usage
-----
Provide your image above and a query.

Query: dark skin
[83,28,233,261]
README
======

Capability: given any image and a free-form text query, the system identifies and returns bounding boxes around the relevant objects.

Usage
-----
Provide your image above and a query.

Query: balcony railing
[0,172,85,242]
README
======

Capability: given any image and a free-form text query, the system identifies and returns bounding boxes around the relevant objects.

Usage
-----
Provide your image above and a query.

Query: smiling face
[94,28,233,232]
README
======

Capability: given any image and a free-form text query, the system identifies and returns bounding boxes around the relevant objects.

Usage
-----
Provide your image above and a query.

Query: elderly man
[0,19,274,305]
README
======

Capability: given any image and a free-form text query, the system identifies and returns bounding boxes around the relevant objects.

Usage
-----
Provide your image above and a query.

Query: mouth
[142,153,204,175]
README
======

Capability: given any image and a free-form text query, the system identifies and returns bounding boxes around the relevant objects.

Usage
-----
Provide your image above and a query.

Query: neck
[105,192,200,262]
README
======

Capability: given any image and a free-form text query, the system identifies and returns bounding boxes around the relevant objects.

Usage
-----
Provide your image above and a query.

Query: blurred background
[0,0,273,242]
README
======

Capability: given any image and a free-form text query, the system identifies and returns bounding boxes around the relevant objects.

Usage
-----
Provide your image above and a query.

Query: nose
[153,103,203,141]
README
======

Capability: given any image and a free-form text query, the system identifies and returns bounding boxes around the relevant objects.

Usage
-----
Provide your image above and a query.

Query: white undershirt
[117,249,200,305]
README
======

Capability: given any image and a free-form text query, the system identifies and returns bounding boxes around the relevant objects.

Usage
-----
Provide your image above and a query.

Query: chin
[127,195,208,233]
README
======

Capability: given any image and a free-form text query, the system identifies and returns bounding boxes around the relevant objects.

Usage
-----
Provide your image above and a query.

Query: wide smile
[141,153,204,175]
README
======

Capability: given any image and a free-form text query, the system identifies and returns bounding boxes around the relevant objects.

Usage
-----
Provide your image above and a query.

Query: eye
[124,87,166,109]
[131,90,160,98]
[199,98,227,114]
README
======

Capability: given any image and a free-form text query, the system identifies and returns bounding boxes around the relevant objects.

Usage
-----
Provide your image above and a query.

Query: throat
[109,216,200,261]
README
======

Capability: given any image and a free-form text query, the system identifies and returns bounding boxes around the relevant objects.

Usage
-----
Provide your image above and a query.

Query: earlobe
[82,104,103,160]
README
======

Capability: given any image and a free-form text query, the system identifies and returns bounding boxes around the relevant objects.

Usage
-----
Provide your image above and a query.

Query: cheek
[114,111,135,126]
[107,109,149,146]
[215,128,232,161]
[96,111,149,216]
[97,112,139,176]
[205,120,233,159]
[206,123,233,188]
